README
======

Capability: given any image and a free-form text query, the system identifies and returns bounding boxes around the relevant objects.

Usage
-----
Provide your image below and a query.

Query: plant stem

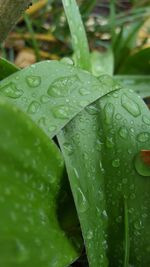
[62,0,91,71]
[0,0,32,43]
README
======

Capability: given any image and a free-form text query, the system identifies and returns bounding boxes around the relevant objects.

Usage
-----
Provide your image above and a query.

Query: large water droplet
[106,137,114,148]
[52,105,70,119]
[134,150,150,176]
[27,101,40,114]
[85,105,99,115]
[121,94,141,117]
[112,158,120,168]
[26,75,41,87]
[0,82,23,98]
[104,103,115,124]
[47,75,80,97]
[87,230,93,240]
[119,126,128,139]
[137,132,149,143]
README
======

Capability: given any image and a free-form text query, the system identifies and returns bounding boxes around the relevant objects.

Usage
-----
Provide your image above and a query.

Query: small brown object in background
[141,150,150,166]
[15,49,36,68]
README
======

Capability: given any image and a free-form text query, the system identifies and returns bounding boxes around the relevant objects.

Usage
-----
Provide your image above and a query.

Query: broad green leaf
[90,50,114,76]
[118,47,150,75]
[0,61,118,138]
[58,86,150,267]
[115,75,150,98]
[0,98,80,267]
[0,57,19,81]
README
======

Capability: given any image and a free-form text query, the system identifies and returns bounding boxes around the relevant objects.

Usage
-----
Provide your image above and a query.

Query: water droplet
[26,75,41,87]
[79,87,90,95]
[76,188,88,213]
[49,125,56,133]
[52,105,70,119]
[134,151,150,177]
[85,105,99,115]
[104,103,115,124]
[0,82,23,98]
[38,117,47,128]
[61,57,74,65]
[119,126,128,139]
[137,132,149,143]
[27,101,40,114]
[142,115,150,126]
[121,94,141,117]
[40,95,50,103]
[112,158,120,168]
[47,75,80,97]
[115,113,122,120]
[87,230,93,240]
[63,142,73,155]
[106,137,114,148]
[16,240,29,263]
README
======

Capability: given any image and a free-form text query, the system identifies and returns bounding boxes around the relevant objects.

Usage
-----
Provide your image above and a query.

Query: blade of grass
[62,0,91,71]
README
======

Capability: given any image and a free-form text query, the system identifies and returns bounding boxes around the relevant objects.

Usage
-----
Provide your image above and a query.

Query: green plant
[0,0,150,266]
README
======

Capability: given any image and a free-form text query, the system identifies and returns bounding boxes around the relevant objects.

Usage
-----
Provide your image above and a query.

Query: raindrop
[112,158,120,168]
[142,115,150,126]
[87,230,93,240]
[79,87,90,96]
[26,75,41,87]
[137,132,149,143]
[121,94,141,117]
[115,113,122,120]
[52,105,70,119]
[134,151,150,177]
[40,95,50,103]
[0,82,23,98]
[104,102,115,124]
[119,126,128,139]
[27,101,40,114]
[76,188,88,213]
[63,142,73,155]
[47,75,80,97]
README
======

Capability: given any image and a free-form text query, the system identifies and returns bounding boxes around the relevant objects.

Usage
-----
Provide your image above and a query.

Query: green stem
[62,0,91,71]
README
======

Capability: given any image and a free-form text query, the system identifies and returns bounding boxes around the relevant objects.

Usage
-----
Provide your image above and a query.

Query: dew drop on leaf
[112,158,120,168]
[121,94,141,117]
[142,115,150,126]
[0,82,23,98]
[40,95,50,104]
[137,132,149,143]
[119,126,128,139]
[26,75,41,87]
[52,105,70,119]
[27,101,40,114]
[76,188,88,213]
[134,150,150,177]
[104,103,115,124]
[79,87,90,96]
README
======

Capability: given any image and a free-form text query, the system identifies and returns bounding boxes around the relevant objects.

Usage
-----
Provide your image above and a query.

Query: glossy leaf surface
[0,98,79,267]
[0,61,118,138]
[58,86,150,267]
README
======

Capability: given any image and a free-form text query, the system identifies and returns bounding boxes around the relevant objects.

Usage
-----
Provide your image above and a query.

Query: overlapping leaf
[58,87,150,267]
[0,98,81,267]
[0,61,118,138]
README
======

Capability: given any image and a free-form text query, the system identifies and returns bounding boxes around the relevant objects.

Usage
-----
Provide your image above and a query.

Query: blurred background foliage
[0,1,149,266]
[0,0,150,75]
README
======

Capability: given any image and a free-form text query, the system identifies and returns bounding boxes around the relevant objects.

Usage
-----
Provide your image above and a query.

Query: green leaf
[62,0,91,71]
[90,50,114,76]
[0,98,80,267]
[0,57,19,81]
[115,75,150,98]
[58,86,150,266]
[117,47,150,75]
[0,61,118,138]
